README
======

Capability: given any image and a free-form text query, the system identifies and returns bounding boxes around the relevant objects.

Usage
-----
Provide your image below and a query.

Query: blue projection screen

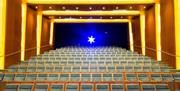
[54,23,129,49]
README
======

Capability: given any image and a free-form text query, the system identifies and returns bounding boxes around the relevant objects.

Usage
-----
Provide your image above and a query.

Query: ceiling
[27,1,154,20]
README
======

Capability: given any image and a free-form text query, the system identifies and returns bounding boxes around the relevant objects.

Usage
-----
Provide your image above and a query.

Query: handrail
[133,45,180,57]
[5,51,21,57]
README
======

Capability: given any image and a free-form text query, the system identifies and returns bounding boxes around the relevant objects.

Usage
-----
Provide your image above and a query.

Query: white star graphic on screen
[88,36,95,44]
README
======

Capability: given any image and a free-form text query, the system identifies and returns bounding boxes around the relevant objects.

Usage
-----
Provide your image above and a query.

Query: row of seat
[1,73,179,82]
[2,83,170,91]
[19,60,162,66]
[7,65,171,72]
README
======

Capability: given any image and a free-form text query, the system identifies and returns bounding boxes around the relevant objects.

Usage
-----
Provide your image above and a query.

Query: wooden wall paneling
[160,0,176,68]
[25,6,37,60]
[41,16,51,53]
[132,16,142,54]
[5,0,22,68]
[145,6,157,59]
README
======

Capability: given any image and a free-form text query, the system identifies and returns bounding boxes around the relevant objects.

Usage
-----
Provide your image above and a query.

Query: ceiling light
[49,6,52,9]
[80,17,82,19]
[89,7,92,10]
[35,6,38,9]
[129,6,132,9]
[144,6,146,9]
[62,6,66,9]
[110,17,113,19]
[115,6,119,10]
[59,16,61,19]
[102,6,106,10]
[76,7,79,10]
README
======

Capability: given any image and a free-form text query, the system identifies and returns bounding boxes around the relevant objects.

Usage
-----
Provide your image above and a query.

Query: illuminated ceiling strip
[54,19,130,23]
[27,0,155,4]
[43,10,140,16]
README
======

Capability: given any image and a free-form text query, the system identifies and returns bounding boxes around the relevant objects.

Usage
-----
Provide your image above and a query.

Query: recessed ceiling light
[80,17,82,19]
[110,17,113,19]
[129,6,132,9]
[62,6,66,9]
[89,7,92,10]
[49,6,52,9]
[76,7,79,10]
[102,6,106,10]
[144,6,146,9]
[59,16,61,19]
[115,6,119,10]
[35,6,38,9]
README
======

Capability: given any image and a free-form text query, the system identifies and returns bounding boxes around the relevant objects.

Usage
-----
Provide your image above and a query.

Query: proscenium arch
[49,19,134,52]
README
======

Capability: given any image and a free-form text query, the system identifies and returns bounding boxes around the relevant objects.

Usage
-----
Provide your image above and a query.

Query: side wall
[25,7,37,60]
[145,6,157,59]
[132,16,142,54]
[40,17,51,53]
[160,0,176,68]
[5,0,21,68]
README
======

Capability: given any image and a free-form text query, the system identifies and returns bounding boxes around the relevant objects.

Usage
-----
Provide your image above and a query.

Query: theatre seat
[112,84,124,91]
[81,74,91,81]
[127,84,139,91]
[92,74,101,82]
[59,74,69,81]
[113,74,123,81]
[96,84,108,91]
[4,84,18,91]
[156,84,170,91]
[14,74,26,81]
[47,74,59,81]
[35,84,48,91]
[51,85,63,91]
[138,74,150,82]
[66,84,78,91]
[142,84,155,91]
[81,85,93,91]
[19,84,33,91]
[71,74,80,82]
